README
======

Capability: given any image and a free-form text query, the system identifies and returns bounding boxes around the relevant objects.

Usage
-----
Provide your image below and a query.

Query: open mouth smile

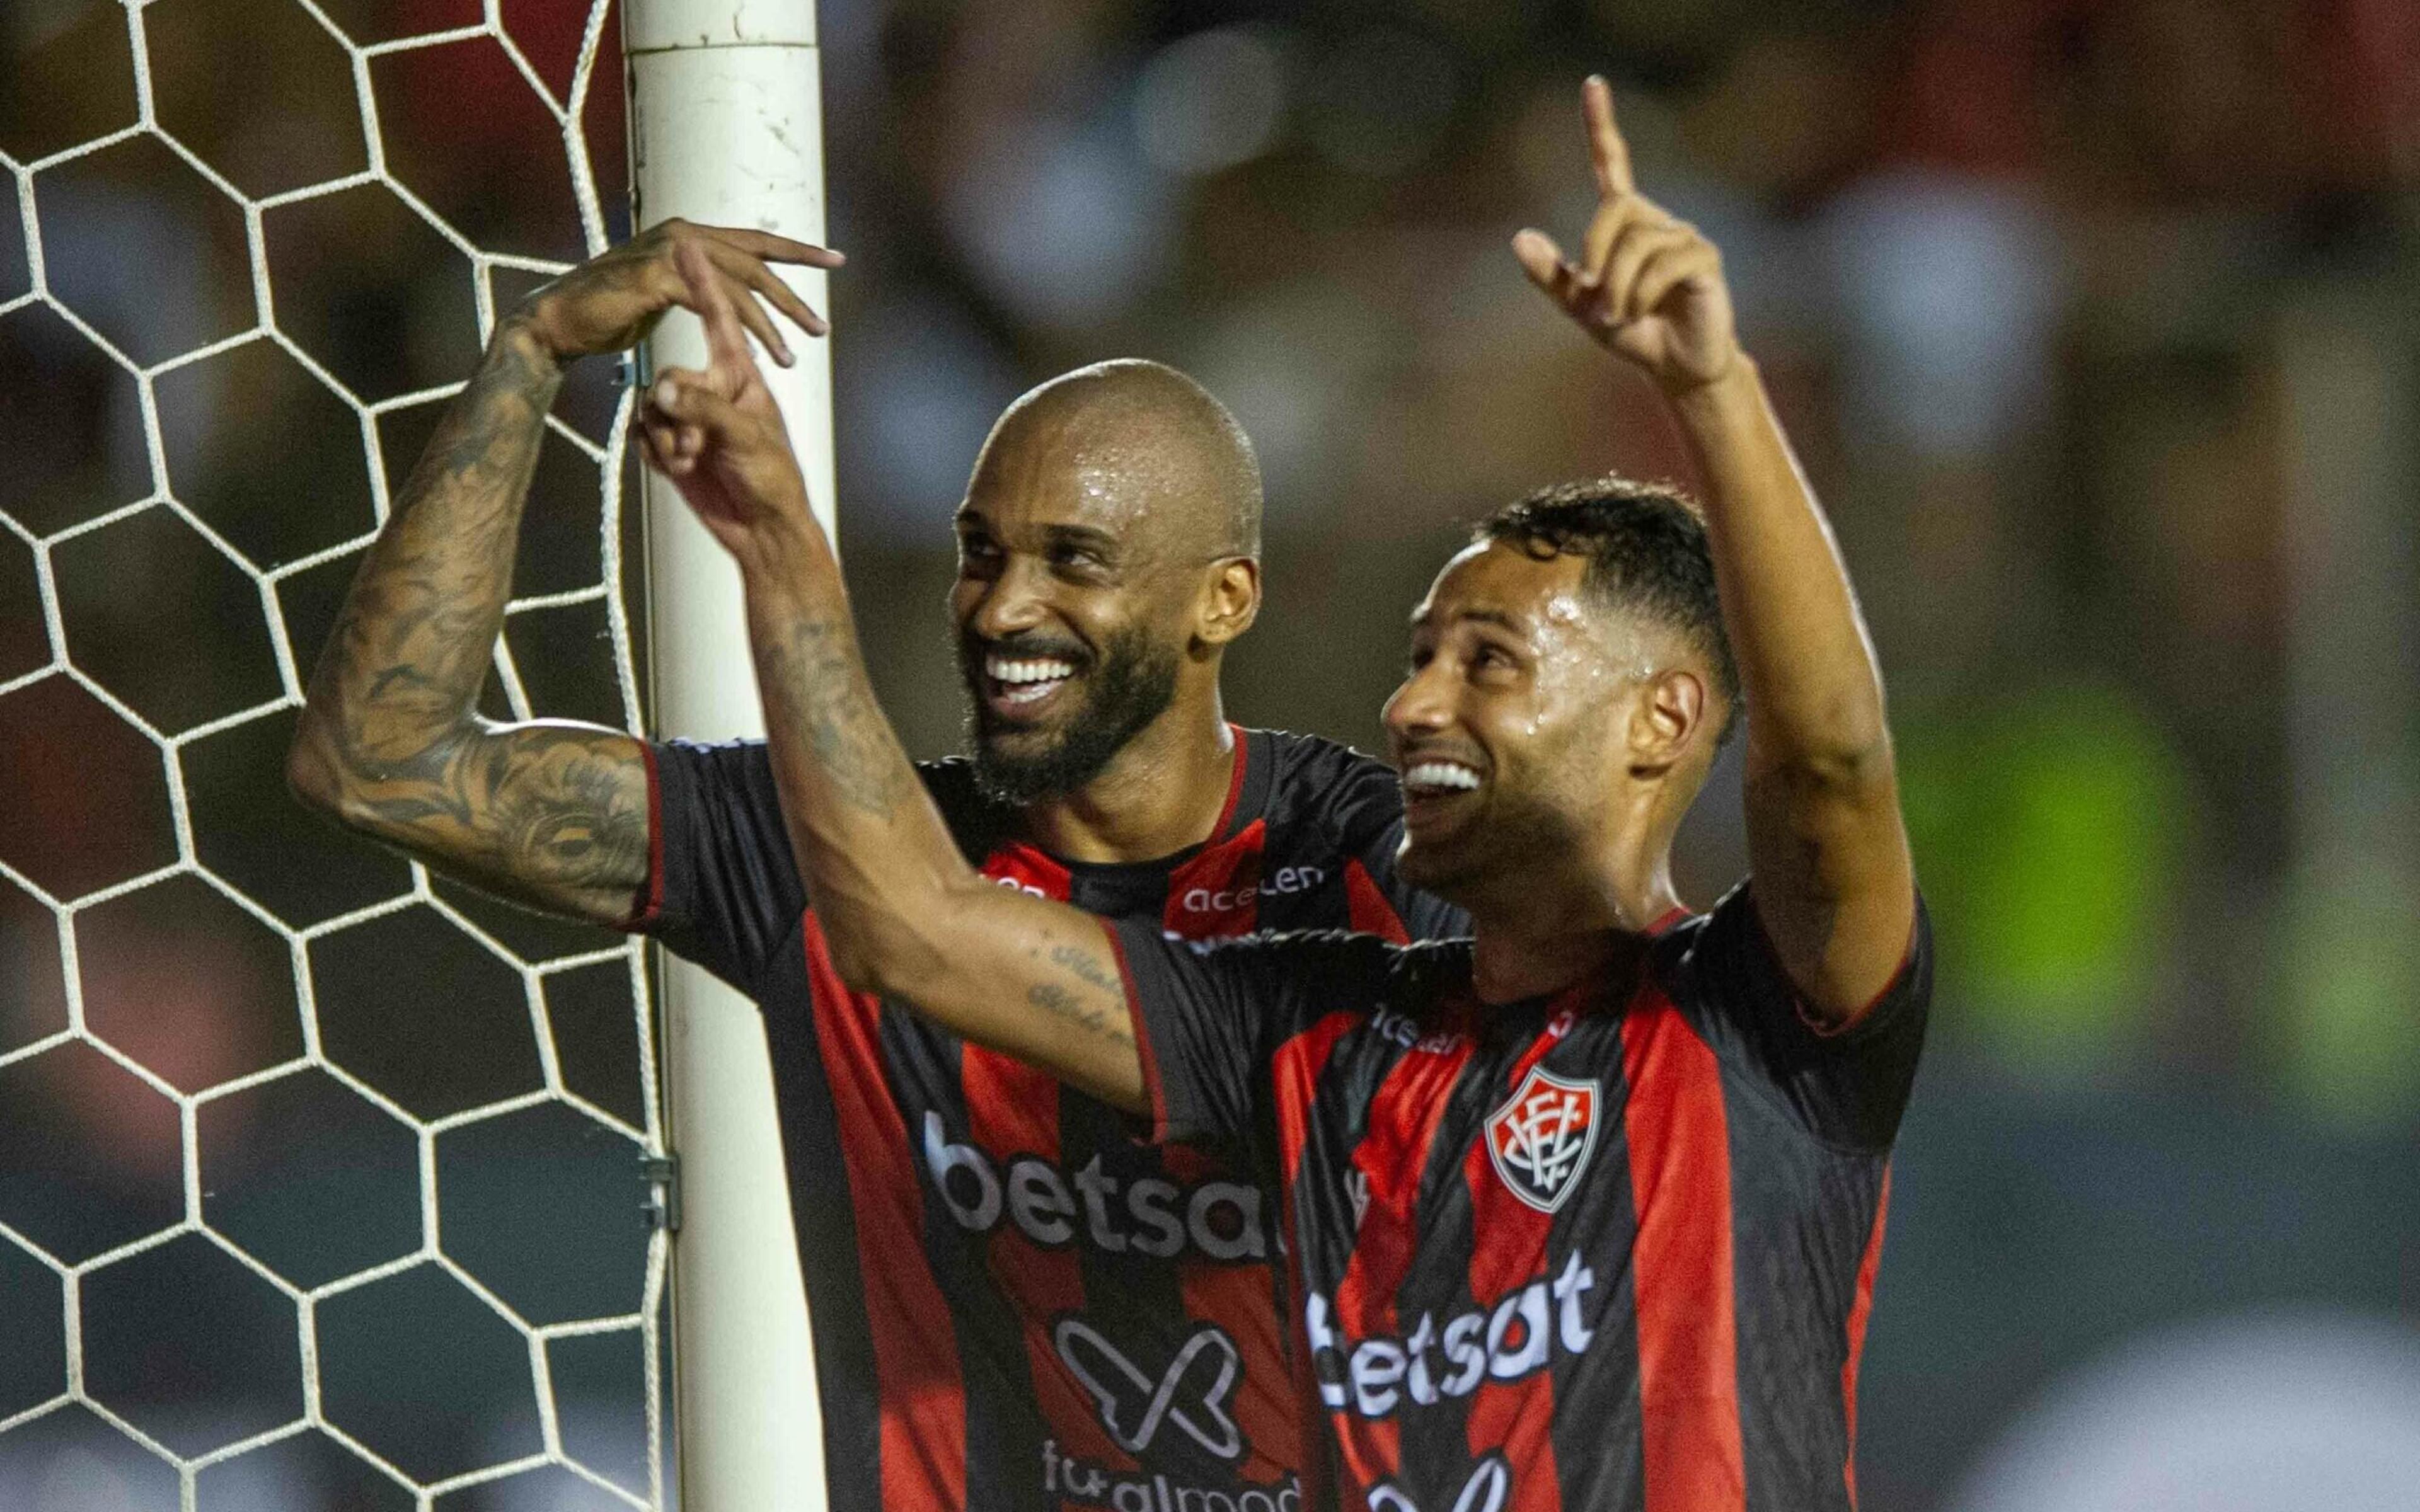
[982,653,1080,718]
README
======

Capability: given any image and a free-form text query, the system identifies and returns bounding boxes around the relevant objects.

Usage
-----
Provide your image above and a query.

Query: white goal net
[0,2,666,1508]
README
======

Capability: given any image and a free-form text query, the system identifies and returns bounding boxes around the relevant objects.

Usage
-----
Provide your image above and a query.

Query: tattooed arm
[287,221,843,924]
[636,244,1148,1111]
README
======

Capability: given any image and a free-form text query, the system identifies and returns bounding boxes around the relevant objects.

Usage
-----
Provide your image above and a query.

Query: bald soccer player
[637,79,1928,1512]
[289,219,1462,1511]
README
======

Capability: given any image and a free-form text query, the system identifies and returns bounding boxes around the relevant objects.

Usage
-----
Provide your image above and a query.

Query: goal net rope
[0,1,664,1507]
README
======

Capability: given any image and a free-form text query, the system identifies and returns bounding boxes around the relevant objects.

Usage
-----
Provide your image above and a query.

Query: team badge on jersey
[1485,1066,1601,1213]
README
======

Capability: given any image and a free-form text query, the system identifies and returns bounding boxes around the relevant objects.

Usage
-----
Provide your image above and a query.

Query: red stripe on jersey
[802,915,965,1512]
[1330,1030,1477,1489]
[1165,818,1267,937]
[960,1045,1124,1472]
[1460,1007,1579,1512]
[1161,1142,1308,1488]
[966,847,1123,1475]
[1620,987,1746,1512]
[1840,1166,1891,1509]
[1342,859,1410,945]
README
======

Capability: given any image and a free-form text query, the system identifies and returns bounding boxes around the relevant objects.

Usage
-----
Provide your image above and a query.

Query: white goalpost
[625,4,834,1511]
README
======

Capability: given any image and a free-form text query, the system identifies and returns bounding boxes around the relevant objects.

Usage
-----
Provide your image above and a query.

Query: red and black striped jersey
[627,727,1466,1512]
[1112,887,1930,1512]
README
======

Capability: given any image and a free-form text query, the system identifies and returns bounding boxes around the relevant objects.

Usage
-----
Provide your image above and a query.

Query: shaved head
[952,360,1265,807]
[981,358,1262,562]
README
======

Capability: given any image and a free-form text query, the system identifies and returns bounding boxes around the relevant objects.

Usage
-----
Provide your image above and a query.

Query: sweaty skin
[639,77,1915,1111]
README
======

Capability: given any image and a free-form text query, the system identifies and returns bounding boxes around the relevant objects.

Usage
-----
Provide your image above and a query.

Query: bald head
[978,359,1262,562]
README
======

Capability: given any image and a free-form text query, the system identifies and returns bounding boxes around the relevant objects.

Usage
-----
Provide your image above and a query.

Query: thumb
[1512,229,1582,308]
[648,370,746,439]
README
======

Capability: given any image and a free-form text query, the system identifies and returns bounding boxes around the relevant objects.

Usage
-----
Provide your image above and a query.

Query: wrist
[1665,352,1760,423]
[492,312,565,377]
[734,507,839,595]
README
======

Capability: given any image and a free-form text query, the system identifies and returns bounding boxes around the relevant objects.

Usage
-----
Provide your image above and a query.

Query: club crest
[1485,1066,1601,1213]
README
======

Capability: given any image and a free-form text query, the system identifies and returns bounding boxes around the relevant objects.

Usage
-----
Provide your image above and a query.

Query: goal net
[0,2,667,1508]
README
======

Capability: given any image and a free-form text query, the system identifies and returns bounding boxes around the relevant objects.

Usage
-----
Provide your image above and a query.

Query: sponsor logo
[923,1112,1273,1262]
[1055,1320,1244,1460]
[1305,1252,1598,1418]
[1042,1441,1301,1512]
[1177,865,1325,917]
[991,873,1052,900]
[1484,1066,1599,1213]
[1368,1456,1512,1512]
[1368,1007,1466,1057]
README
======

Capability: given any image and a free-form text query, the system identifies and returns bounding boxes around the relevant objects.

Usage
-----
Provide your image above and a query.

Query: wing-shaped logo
[1052,1319,1246,1462]
[1484,1066,1600,1214]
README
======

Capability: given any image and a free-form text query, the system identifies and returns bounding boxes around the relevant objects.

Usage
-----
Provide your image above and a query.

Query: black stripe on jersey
[756,948,884,1509]
[1387,1029,1495,1499]
[1722,1078,1881,1512]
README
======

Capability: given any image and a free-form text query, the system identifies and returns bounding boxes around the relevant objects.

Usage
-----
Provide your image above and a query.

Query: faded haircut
[1476,476,1742,745]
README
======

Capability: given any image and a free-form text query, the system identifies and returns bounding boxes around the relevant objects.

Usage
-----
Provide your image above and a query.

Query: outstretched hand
[517,217,843,367]
[1514,77,1737,393]
[638,238,819,560]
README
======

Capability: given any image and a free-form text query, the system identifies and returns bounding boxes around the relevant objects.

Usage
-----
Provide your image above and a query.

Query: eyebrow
[952,512,1121,556]
[1409,605,1527,635]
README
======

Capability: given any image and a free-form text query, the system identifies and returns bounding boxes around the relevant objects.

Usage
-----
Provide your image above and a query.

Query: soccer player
[287,225,1463,1507]
[638,77,1928,1512]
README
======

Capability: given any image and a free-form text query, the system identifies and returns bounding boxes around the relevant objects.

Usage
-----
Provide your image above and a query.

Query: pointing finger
[700,225,847,270]
[676,239,761,374]
[1584,76,1632,198]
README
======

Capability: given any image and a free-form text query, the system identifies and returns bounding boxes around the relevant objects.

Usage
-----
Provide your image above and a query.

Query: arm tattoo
[1027,981,1134,1049]
[752,612,908,820]
[296,326,651,922]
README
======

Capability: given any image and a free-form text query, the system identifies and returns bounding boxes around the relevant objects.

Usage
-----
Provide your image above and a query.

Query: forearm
[1671,360,1890,778]
[737,523,1146,1109]
[296,319,560,781]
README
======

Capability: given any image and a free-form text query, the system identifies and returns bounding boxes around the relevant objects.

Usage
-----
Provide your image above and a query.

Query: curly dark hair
[1475,476,1741,745]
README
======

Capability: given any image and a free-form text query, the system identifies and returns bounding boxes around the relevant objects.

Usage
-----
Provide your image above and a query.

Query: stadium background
[2,0,2417,1508]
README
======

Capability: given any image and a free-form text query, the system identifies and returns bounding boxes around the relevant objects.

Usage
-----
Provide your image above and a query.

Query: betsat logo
[924,1112,1274,1261]
[1305,1251,1598,1417]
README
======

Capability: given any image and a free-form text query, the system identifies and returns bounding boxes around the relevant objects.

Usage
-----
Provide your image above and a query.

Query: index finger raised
[1584,75,1632,198]
[676,239,758,376]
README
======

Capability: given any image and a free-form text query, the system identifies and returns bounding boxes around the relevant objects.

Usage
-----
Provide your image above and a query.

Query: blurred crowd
[3,0,2417,1509]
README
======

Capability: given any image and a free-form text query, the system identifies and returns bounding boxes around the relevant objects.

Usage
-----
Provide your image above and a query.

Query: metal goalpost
[625,2,834,1508]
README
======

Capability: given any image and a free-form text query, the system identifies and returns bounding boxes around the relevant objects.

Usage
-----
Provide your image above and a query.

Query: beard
[960,625,1182,807]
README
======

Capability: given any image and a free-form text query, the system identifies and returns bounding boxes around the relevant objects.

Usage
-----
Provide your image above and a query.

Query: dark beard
[962,626,1181,807]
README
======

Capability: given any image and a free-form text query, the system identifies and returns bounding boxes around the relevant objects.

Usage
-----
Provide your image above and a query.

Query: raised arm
[287,221,842,924]
[637,243,1148,1109]
[1515,79,1915,1023]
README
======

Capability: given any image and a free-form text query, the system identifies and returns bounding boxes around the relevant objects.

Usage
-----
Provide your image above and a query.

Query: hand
[1513,77,1738,394]
[638,239,818,559]
[516,218,843,367]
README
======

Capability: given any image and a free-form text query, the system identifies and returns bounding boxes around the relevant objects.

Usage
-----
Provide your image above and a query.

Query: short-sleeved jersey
[1112,886,1930,1512]
[628,727,1466,1512]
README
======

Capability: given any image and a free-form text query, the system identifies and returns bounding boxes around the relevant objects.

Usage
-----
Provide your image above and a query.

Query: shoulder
[1253,729,1401,844]
[912,756,1018,861]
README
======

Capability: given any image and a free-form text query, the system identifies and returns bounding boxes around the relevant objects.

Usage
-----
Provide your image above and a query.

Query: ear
[1194,557,1261,648]
[1626,667,1707,771]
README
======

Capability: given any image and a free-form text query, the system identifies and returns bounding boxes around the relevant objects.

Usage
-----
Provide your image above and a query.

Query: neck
[1018,684,1236,864]
[1463,786,1686,1004]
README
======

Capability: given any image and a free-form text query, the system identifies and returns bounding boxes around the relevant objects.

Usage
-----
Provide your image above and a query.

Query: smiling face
[950,361,1261,806]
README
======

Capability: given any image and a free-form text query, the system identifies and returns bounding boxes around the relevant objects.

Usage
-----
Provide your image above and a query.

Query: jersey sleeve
[1109,924,1378,1148]
[1318,747,1471,944]
[622,738,805,997]
[1671,882,1932,1151]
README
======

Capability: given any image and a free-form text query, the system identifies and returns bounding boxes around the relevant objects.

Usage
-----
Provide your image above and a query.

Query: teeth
[986,655,1077,685]
[1403,761,1482,793]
